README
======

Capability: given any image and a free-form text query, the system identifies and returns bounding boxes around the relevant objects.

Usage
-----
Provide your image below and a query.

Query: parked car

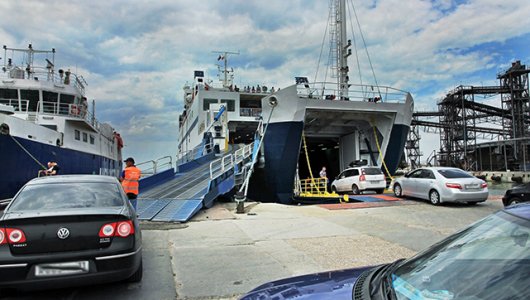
[240,203,530,299]
[502,182,530,207]
[392,167,488,205]
[331,166,386,194]
[0,175,142,290]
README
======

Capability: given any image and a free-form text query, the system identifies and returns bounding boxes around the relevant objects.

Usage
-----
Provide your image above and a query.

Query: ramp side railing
[210,142,254,180]
[137,156,173,176]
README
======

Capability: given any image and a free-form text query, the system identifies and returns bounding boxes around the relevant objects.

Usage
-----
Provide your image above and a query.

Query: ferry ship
[176,0,413,204]
[0,45,123,199]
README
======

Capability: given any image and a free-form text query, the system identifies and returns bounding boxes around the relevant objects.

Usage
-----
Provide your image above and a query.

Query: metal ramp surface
[137,143,254,222]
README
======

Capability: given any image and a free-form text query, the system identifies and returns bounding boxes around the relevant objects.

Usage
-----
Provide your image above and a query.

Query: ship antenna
[212,50,239,88]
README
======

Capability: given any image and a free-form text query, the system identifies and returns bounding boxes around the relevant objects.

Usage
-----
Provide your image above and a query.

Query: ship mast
[3,44,56,79]
[213,50,239,88]
[335,0,351,99]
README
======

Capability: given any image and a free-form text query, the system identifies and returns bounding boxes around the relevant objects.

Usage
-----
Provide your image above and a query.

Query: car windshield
[391,211,530,300]
[363,167,382,175]
[9,182,125,211]
[437,168,474,178]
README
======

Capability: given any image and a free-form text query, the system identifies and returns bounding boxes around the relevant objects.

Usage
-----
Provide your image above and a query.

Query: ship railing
[176,142,214,166]
[1,66,86,94]
[209,154,234,180]
[0,98,29,113]
[210,142,254,180]
[38,101,100,129]
[239,107,262,117]
[234,142,254,164]
[298,177,331,196]
[296,81,409,103]
[137,156,173,176]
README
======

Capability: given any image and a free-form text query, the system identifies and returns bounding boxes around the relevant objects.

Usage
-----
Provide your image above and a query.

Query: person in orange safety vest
[120,157,141,210]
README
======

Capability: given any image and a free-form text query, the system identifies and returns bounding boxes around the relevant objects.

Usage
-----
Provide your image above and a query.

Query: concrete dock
[163,197,504,299]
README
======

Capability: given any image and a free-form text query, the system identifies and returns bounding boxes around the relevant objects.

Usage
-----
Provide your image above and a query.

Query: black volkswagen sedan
[0,175,142,290]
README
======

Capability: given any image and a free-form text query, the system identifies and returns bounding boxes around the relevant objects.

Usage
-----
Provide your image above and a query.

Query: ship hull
[0,135,121,199]
[249,121,303,204]
[383,123,410,174]
[249,121,410,204]
[252,85,413,204]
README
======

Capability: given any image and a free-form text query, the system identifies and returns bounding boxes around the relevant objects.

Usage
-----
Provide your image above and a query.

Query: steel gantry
[407,61,530,171]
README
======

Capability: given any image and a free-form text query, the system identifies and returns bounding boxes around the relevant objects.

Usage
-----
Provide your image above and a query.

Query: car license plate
[465,184,479,189]
[35,261,89,277]
[370,181,379,184]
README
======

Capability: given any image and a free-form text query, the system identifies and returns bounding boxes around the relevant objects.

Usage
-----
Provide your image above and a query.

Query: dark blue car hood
[240,266,374,299]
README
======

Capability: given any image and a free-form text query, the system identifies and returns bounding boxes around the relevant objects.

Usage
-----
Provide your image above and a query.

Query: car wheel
[376,189,385,194]
[507,197,523,206]
[331,186,339,194]
[128,259,143,282]
[429,190,441,205]
[393,184,402,197]
[352,184,360,195]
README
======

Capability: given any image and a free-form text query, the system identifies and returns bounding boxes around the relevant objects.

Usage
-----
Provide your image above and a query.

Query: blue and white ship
[176,0,413,204]
[0,45,123,199]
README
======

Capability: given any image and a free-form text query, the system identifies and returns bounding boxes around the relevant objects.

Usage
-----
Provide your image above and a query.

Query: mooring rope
[8,134,48,170]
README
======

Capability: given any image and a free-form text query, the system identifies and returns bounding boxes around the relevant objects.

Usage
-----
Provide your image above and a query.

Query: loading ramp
[136,143,254,222]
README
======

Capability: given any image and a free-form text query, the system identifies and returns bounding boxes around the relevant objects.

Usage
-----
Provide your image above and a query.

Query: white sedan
[392,167,488,205]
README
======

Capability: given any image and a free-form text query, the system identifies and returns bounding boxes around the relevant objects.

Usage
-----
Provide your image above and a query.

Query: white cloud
[1,0,529,167]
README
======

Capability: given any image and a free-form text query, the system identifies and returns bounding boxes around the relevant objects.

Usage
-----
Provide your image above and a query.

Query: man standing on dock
[120,157,141,210]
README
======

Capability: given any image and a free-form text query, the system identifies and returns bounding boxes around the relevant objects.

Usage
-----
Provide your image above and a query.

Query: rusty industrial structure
[408,60,530,172]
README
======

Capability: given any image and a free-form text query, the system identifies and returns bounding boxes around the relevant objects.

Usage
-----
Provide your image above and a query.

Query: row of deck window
[0,88,77,112]
[74,129,95,145]
[202,98,262,113]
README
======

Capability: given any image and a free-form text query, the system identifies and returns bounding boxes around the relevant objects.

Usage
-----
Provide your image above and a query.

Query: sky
[1,0,529,166]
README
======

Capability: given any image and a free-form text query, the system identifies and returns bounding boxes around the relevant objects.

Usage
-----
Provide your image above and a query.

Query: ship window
[203,98,218,110]
[42,91,58,113]
[0,88,19,110]
[43,91,58,102]
[90,134,95,144]
[60,94,75,104]
[75,129,80,140]
[240,99,261,108]
[83,132,88,142]
[220,99,235,112]
[0,88,18,100]
[59,94,75,114]
[20,89,39,112]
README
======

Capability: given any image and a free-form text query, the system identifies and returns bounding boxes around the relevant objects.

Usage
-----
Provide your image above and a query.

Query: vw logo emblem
[57,227,70,240]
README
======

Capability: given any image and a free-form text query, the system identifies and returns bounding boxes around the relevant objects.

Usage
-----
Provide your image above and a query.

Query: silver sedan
[392,167,488,205]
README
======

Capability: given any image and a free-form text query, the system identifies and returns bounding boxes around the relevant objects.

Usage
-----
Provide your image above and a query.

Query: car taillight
[99,221,135,238]
[481,182,488,188]
[99,223,116,237]
[446,183,462,189]
[117,221,134,237]
[359,174,366,181]
[0,228,27,245]
[7,228,26,243]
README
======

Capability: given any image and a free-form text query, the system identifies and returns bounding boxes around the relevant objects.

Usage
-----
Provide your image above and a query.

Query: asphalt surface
[0,194,506,300]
